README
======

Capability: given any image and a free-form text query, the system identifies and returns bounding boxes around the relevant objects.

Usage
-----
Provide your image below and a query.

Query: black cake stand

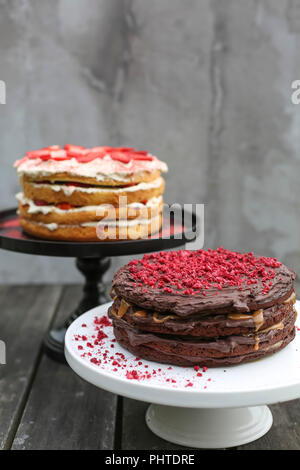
[0,207,197,362]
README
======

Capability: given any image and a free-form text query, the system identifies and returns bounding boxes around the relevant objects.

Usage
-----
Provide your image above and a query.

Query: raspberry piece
[26,149,51,160]
[50,149,69,161]
[34,199,49,206]
[56,202,74,210]
[64,144,86,158]
[76,152,101,163]
[110,152,131,163]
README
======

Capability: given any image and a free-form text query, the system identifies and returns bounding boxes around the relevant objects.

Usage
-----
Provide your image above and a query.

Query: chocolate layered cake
[108,248,297,367]
[14,145,167,241]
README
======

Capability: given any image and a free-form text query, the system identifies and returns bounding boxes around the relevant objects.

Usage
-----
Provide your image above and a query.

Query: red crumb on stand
[126,370,141,380]
[94,315,112,327]
[72,314,213,389]
[96,330,108,342]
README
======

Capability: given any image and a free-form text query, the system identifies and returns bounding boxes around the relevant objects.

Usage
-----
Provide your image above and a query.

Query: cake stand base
[146,404,273,449]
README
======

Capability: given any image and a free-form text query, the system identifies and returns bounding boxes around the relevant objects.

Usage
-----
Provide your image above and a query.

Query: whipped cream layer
[16,192,163,215]
[30,176,164,195]
[15,155,168,182]
[27,215,161,232]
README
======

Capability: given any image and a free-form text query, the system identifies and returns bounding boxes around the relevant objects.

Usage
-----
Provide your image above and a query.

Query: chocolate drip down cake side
[108,248,297,367]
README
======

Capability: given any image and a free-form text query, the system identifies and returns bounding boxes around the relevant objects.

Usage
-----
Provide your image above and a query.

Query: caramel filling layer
[283,291,296,305]
[134,311,148,318]
[153,312,178,323]
[249,319,285,351]
[227,309,264,331]
[117,299,131,318]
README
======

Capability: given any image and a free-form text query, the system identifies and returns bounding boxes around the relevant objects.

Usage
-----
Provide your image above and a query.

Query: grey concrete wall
[0,0,299,283]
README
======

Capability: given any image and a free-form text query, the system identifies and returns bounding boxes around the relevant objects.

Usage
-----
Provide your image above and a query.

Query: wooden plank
[238,400,300,450]
[0,284,62,450]
[121,398,189,450]
[12,285,117,450]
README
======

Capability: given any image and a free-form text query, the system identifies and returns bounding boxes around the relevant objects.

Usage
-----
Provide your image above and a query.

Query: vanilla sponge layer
[19,214,162,242]
[20,168,163,187]
[17,193,163,225]
[21,177,165,206]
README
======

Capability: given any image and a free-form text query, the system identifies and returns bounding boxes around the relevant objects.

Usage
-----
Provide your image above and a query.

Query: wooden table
[1,284,300,450]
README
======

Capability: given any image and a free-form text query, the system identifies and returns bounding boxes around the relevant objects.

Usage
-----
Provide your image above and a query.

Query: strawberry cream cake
[14,145,167,241]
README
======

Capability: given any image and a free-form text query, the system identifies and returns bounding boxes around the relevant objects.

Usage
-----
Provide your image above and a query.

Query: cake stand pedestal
[65,302,300,449]
[146,404,272,448]
[43,257,111,362]
[0,207,197,363]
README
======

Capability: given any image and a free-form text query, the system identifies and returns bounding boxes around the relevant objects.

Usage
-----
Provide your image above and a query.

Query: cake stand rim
[0,207,197,258]
[64,301,300,409]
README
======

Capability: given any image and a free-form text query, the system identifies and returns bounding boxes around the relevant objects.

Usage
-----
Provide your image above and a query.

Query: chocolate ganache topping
[112,248,296,316]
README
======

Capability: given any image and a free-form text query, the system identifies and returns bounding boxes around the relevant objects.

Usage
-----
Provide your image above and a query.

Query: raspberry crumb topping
[128,247,282,295]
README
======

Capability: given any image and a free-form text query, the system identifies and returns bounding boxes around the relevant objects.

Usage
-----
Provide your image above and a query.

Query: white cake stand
[65,301,300,449]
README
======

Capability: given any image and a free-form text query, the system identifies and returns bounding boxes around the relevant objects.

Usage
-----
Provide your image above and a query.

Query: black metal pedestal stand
[43,257,111,362]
